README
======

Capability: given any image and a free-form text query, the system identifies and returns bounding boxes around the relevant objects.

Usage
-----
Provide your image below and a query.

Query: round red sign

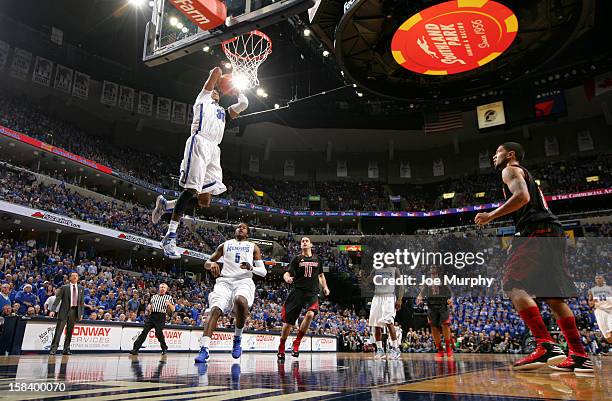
[391,0,518,75]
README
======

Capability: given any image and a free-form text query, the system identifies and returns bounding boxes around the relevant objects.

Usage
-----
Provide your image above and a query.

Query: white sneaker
[375,348,386,359]
[161,232,181,259]
[390,347,401,360]
[151,195,167,224]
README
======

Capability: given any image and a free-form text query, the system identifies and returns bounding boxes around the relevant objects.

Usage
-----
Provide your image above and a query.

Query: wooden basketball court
[0,352,609,400]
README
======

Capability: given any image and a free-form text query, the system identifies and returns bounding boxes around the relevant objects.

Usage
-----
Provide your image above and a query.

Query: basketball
[219,73,234,95]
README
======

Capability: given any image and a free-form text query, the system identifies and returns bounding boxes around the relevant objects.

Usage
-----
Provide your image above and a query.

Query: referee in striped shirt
[130,283,175,355]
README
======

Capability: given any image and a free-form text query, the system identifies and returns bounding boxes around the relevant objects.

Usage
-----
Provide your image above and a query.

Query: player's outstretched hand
[474,212,492,225]
[207,262,221,278]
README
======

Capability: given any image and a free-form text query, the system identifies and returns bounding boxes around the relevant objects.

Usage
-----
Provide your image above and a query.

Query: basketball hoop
[222,30,272,90]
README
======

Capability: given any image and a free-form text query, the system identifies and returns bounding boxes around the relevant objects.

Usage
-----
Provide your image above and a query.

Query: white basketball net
[222,30,272,89]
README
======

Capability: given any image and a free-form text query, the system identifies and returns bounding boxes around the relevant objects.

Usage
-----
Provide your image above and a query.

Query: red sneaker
[550,354,594,373]
[513,342,565,371]
[291,339,300,358]
[436,349,445,358]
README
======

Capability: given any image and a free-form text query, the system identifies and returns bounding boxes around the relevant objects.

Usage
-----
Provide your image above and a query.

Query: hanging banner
[284,160,295,177]
[53,64,73,93]
[544,136,559,157]
[400,161,411,178]
[119,86,135,111]
[31,56,53,87]
[249,155,260,173]
[477,101,506,129]
[187,104,194,125]
[433,159,444,177]
[478,149,490,169]
[0,40,9,71]
[9,48,32,81]
[157,97,171,120]
[72,71,90,100]
[577,131,594,152]
[100,81,118,106]
[137,91,153,116]
[171,101,187,124]
[368,161,379,179]
[337,160,347,177]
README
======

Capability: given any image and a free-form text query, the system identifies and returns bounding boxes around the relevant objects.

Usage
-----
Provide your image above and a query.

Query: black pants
[51,307,78,351]
[132,313,168,351]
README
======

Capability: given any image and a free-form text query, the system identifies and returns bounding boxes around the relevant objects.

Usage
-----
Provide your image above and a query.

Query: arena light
[202,45,210,52]
[535,179,541,185]
[148,0,154,7]
[232,74,249,91]
[356,92,363,97]
[586,175,599,182]
[262,92,268,98]
[169,17,178,26]
[322,50,330,57]
[129,0,145,7]
[224,62,232,69]
[176,22,184,29]
[274,104,280,109]
[303,28,311,37]
[256,88,265,97]
[442,192,455,199]
[181,27,188,33]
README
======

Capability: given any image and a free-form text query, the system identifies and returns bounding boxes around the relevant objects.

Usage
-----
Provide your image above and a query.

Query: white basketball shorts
[368,295,396,327]
[179,134,226,195]
[207,278,256,314]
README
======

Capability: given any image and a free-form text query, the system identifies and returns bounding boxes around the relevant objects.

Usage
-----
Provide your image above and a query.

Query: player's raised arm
[395,267,404,309]
[475,165,530,225]
[204,244,224,277]
[228,92,248,119]
[204,67,223,92]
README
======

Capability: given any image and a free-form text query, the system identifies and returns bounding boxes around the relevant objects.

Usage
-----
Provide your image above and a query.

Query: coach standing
[49,272,84,355]
[130,283,174,355]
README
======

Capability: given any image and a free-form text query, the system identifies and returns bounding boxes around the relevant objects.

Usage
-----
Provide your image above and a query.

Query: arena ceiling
[2,0,612,135]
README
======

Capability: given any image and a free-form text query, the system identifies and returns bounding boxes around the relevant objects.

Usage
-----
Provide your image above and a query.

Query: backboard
[143,0,315,66]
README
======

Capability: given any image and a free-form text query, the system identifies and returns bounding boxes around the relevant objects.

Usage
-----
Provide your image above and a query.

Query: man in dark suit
[49,272,84,355]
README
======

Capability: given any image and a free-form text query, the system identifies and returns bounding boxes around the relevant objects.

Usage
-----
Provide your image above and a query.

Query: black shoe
[277,352,285,363]
[161,349,168,355]
[129,349,139,356]
[291,349,299,358]
[49,349,57,355]
[62,349,72,355]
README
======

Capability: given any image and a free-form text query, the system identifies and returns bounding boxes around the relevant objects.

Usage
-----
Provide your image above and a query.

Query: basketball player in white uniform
[195,223,267,363]
[152,67,249,258]
[588,275,612,345]
[368,266,403,359]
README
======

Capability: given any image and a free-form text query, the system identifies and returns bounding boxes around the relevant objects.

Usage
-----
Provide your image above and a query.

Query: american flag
[423,110,463,134]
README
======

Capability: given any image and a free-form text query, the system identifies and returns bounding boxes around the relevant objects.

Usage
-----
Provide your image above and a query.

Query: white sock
[165,199,177,211]
[376,341,383,349]
[166,220,179,235]
[235,327,243,337]
[200,336,211,348]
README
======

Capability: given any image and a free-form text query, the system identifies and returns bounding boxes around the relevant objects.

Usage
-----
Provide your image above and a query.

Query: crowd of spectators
[3,93,608,215]
[0,164,208,251]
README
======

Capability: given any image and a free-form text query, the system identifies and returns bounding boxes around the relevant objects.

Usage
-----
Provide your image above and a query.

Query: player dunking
[195,223,266,363]
[368,265,403,359]
[277,237,330,362]
[475,142,593,373]
[152,67,249,258]
[588,275,612,346]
